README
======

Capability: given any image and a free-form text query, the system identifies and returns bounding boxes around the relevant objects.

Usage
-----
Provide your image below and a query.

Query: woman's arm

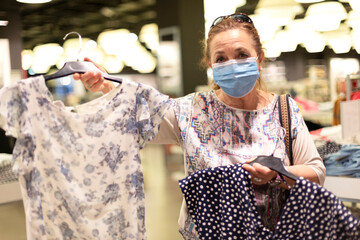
[290,124,326,185]
[244,124,325,188]
[150,102,182,145]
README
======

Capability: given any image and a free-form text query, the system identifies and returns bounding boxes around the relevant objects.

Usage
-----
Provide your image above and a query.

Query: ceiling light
[263,39,281,58]
[21,50,33,70]
[348,0,360,11]
[0,20,9,26]
[352,30,360,54]
[17,0,51,3]
[294,0,324,3]
[250,14,280,42]
[305,2,347,32]
[255,0,304,27]
[347,10,360,32]
[97,29,131,55]
[139,23,159,53]
[302,30,326,53]
[323,25,352,54]
[33,43,63,66]
[286,19,311,44]
[103,56,124,74]
[274,30,298,52]
[204,0,246,34]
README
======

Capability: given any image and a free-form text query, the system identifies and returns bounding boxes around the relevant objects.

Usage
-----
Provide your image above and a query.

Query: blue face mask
[212,57,260,98]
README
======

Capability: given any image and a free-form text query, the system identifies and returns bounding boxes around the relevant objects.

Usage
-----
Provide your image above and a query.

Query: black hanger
[43,61,122,83]
[248,155,299,181]
[43,31,122,84]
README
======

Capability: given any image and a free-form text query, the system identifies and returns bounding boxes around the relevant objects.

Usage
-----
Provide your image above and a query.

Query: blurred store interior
[1,0,360,239]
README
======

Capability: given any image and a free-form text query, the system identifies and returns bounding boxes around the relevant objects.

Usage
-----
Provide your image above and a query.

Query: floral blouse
[0,76,171,240]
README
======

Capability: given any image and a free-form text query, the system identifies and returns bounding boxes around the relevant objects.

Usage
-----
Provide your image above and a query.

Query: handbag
[278,94,294,165]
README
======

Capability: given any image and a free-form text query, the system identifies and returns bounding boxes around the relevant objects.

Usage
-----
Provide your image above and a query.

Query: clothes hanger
[43,32,122,84]
[248,155,299,181]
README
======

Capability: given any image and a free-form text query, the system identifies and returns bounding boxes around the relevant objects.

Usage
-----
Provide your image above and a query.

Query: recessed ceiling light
[17,0,51,3]
[0,20,9,26]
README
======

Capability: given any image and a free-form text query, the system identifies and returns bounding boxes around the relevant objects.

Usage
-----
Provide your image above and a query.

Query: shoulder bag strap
[278,94,294,165]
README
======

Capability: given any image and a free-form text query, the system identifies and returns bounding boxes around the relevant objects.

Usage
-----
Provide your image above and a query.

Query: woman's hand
[242,161,277,185]
[73,57,116,94]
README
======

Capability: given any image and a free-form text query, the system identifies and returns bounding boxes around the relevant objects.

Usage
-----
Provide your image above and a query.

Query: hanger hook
[63,31,82,61]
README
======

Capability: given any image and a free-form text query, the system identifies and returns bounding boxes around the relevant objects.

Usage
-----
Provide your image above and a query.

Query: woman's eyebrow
[234,47,250,54]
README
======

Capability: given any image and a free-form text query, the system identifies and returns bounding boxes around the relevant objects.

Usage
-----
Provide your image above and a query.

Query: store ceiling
[0,0,353,50]
[2,0,158,49]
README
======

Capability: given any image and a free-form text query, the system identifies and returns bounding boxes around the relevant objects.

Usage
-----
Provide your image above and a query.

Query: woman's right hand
[73,57,116,94]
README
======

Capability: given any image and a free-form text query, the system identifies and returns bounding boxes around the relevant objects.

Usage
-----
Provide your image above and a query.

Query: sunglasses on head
[211,13,254,28]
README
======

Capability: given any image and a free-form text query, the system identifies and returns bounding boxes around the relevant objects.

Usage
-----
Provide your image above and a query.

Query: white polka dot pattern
[179,164,360,240]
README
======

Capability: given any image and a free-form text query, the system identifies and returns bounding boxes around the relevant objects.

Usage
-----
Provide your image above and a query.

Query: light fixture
[255,0,304,27]
[294,0,324,3]
[323,24,352,54]
[103,56,124,74]
[0,20,8,26]
[305,1,347,32]
[352,30,360,54]
[286,19,311,44]
[263,39,281,58]
[302,30,326,53]
[97,29,131,55]
[348,0,360,12]
[250,14,280,42]
[347,10,360,32]
[139,23,159,53]
[204,0,246,34]
[21,50,33,70]
[274,30,298,52]
[32,43,63,73]
[17,0,51,3]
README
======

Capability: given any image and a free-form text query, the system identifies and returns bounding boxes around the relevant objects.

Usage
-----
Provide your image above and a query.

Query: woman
[74,13,325,238]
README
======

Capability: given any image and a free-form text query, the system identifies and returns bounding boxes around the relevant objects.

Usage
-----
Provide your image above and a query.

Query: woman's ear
[207,61,212,69]
[258,51,265,71]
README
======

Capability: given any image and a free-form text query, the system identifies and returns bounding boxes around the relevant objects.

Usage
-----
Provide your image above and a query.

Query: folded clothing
[324,144,360,178]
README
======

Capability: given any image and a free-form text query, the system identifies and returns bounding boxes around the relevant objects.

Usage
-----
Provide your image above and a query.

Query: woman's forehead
[209,29,255,52]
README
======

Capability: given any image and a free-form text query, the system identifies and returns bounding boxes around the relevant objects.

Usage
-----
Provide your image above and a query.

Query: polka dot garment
[179,164,360,240]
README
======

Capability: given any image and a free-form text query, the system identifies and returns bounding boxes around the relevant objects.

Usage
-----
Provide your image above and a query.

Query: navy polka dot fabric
[179,164,360,240]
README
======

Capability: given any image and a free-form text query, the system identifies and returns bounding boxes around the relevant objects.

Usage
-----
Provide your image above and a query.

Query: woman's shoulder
[176,91,213,104]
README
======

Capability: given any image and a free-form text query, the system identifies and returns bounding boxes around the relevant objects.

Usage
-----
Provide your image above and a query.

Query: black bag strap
[278,94,293,166]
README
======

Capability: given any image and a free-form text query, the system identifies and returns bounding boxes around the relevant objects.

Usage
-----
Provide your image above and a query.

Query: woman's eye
[215,57,225,63]
[239,53,249,59]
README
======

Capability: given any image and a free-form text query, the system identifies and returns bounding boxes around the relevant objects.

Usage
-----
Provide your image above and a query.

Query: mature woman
[74,13,325,239]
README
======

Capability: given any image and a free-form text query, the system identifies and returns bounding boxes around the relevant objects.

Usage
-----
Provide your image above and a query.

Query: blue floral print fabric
[0,76,171,240]
[179,164,360,240]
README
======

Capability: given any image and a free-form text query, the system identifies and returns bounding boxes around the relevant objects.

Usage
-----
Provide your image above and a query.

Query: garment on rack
[0,76,171,240]
[324,144,360,178]
[179,164,360,240]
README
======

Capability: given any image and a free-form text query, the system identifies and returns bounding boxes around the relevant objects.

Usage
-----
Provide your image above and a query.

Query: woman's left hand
[242,161,277,185]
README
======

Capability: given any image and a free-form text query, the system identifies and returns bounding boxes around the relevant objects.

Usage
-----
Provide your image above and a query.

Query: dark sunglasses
[211,13,254,28]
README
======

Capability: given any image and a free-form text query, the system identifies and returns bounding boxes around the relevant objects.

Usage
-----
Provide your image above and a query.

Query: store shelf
[324,176,360,202]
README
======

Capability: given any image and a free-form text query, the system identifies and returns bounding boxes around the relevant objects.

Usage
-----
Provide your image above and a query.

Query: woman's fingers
[73,71,104,92]
[243,163,277,185]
